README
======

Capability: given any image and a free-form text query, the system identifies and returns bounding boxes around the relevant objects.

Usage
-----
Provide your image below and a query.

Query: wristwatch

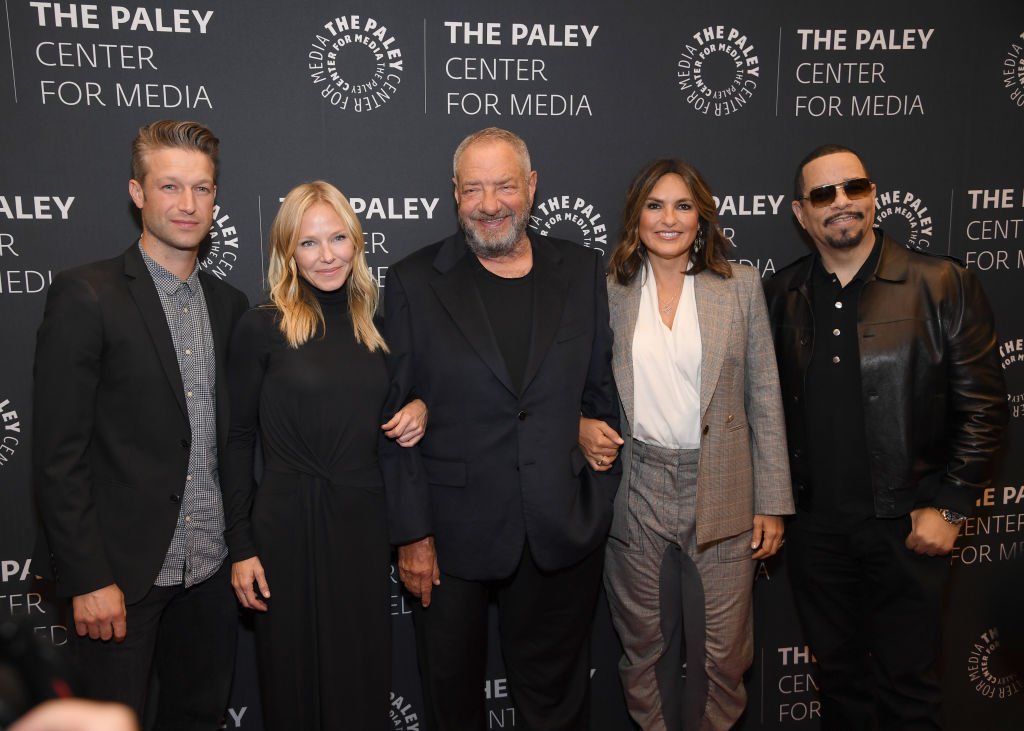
[933,507,967,525]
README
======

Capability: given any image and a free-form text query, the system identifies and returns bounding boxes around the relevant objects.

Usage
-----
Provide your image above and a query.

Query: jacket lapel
[520,236,567,393]
[430,235,517,395]
[609,275,641,431]
[122,245,188,418]
[695,271,730,421]
[199,272,233,446]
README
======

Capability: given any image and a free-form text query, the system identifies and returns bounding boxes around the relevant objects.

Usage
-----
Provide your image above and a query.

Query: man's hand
[231,556,271,611]
[579,417,624,472]
[751,515,785,560]
[72,584,126,641]
[905,507,961,556]
[398,536,440,608]
[382,399,428,447]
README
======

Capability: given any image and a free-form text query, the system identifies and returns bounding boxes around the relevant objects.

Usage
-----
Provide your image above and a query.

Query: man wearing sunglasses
[764,144,1007,729]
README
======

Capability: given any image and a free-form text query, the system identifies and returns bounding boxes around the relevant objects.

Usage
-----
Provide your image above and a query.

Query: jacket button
[792,394,801,403]
[799,337,809,346]
[180,439,190,449]
[702,424,709,435]
[169,494,180,503]
[791,449,802,458]
[517,411,527,421]
[726,414,734,423]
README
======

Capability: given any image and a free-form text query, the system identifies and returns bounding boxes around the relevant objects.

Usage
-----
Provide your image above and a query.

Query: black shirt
[220,281,390,560]
[802,231,882,523]
[471,253,535,395]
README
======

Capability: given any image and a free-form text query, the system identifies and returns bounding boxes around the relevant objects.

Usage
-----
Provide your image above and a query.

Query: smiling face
[128,147,216,259]
[792,152,876,253]
[638,173,701,267]
[291,201,356,291]
[453,139,537,259]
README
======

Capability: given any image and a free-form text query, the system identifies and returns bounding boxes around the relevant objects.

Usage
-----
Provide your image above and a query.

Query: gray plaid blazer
[607,264,794,547]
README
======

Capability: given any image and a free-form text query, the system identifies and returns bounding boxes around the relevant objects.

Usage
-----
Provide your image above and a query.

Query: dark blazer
[764,233,1007,517]
[32,243,249,603]
[379,231,619,581]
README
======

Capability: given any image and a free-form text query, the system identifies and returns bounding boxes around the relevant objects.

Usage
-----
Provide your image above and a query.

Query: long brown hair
[609,159,733,285]
[266,181,386,352]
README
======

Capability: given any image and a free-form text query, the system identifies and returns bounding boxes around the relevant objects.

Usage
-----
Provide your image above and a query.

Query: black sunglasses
[797,177,873,208]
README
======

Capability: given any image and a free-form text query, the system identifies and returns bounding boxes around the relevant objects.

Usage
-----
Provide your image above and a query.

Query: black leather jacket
[764,233,1007,517]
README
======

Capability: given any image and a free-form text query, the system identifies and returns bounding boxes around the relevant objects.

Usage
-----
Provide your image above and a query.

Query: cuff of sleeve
[225,532,257,563]
[934,481,978,516]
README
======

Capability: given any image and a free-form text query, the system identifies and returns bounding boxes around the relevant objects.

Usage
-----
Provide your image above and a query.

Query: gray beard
[461,208,529,260]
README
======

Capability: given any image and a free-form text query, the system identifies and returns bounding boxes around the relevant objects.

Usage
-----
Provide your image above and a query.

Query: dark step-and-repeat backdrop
[2,1,1023,729]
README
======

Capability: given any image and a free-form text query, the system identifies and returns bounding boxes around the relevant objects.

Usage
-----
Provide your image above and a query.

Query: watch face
[941,508,966,524]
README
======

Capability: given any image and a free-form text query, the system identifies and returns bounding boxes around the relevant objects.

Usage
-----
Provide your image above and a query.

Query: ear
[527,170,538,198]
[128,179,145,210]
[452,176,460,205]
[791,199,806,230]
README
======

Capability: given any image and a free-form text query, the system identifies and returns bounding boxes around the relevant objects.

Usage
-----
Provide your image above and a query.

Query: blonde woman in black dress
[222,181,425,730]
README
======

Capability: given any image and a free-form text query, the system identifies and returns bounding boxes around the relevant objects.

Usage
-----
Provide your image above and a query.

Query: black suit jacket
[379,231,619,581]
[32,244,249,603]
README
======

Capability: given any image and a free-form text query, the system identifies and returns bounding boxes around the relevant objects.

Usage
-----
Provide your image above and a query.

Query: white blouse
[631,260,702,449]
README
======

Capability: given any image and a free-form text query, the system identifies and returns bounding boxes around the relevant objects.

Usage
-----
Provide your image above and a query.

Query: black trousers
[786,514,950,731]
[69,561,237,731]
[412,543,604,731]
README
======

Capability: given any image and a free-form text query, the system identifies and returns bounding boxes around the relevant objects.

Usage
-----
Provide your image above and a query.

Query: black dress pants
[411,543,604,731]
[69,561,237,731]
[786,514,950,730]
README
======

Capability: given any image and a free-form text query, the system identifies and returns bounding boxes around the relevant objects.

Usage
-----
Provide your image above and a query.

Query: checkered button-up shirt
[140,243,227,587]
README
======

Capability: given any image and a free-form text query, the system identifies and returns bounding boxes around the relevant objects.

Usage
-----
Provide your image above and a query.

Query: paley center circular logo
[1002,32,1024,109]
[873,188,933,249]
[999,335,1024,419]
[198,204,242,281]
[528,194,609,255]
[0,396,21,468]
[676,25,760,116]
[308,14,404,112]
[967,627,1023,700]
[389,690,420,730]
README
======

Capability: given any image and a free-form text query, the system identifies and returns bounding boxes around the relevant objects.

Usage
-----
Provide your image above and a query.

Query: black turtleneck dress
[222,282,390,730]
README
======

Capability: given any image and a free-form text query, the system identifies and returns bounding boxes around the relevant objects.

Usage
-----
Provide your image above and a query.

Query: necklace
[658,280,684,313]
[659,292,679,313]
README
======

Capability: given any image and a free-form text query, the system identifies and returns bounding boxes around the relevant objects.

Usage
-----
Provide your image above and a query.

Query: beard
[821,211,869,250]
[461,205,530,259]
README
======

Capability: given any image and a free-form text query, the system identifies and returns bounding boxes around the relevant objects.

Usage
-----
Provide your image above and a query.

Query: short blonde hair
[266,181,386,352]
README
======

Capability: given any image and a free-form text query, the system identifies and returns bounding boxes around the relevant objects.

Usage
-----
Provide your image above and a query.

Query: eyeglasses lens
[808,178,872,207]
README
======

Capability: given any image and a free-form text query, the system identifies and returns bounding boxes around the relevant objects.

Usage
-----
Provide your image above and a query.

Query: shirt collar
[138,240,201,296]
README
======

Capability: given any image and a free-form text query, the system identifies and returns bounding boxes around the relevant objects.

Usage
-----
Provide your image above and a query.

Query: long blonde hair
[266,181,387,352]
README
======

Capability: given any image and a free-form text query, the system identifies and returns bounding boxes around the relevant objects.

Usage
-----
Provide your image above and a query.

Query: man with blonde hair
[33,119,248,727]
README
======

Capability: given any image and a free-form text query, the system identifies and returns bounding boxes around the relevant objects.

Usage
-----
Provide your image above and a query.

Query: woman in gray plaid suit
[580,159,794,730]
